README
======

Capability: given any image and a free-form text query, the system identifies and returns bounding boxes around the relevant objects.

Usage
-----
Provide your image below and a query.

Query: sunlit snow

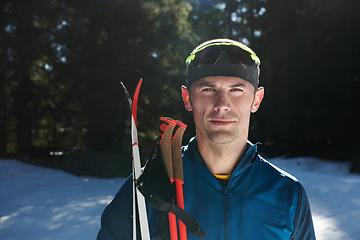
[1,157,359,240]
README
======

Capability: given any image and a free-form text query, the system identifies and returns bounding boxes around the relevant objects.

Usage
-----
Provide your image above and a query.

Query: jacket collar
[185,136,259,174]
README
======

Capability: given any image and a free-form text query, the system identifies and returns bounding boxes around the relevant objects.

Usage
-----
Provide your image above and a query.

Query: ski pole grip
[171,120,187,181]
[158,117,176,179]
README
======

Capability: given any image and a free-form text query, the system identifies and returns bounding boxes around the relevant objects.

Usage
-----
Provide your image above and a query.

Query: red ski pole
[171,120,187,240]
[158,117,178,240]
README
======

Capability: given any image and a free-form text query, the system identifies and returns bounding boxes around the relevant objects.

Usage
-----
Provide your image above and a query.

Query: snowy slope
[0,159,125,240]
[270,157,360,240]
[1,157,359,240]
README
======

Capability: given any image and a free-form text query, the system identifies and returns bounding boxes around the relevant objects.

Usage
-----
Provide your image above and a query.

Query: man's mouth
[209,119,235,126]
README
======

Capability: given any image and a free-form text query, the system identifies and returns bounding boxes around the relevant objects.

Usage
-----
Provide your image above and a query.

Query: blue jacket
[97,137,316,240]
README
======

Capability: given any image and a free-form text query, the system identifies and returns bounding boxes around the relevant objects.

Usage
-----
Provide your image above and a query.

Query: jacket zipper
[224,187,229,240]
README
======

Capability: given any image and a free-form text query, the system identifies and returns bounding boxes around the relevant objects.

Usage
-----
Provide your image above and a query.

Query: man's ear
[251,87,264,113]
[181,85,192,111]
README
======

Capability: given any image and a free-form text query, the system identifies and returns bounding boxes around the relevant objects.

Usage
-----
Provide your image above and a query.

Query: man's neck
[196,134,248,175]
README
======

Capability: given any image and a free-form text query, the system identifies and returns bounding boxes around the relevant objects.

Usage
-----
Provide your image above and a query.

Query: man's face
[182,76,264,145]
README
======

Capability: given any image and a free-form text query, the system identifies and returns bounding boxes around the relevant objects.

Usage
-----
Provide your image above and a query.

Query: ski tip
[136,78,143,91]
[120,81,132,112]
[138,78,143,87]
[132,79,143,127]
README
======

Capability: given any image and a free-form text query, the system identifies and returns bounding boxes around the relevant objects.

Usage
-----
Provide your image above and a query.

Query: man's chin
[207,131,237,145]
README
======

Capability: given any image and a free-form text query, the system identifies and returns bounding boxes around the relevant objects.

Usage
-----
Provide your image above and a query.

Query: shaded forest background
[1,0,359,177]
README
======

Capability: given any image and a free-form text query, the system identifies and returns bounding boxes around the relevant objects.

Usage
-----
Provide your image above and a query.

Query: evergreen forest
[1,0,359,177]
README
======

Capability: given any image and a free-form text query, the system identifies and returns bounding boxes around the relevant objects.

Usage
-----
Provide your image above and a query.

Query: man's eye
[202,88,214,91]
[232,88,243,92]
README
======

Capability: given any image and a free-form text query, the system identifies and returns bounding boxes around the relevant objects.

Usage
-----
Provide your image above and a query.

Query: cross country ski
[120,79,150,240]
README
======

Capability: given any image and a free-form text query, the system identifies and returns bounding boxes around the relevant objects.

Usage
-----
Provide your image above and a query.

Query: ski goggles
[185,40,261,89]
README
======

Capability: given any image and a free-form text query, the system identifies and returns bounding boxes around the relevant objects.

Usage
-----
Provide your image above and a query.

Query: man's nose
[214,91,230,112]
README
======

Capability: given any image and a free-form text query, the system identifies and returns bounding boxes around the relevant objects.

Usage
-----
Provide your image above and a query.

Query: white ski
[121,79,150,240]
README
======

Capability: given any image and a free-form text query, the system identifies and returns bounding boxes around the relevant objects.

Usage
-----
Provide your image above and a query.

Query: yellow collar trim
[213,174,231,180]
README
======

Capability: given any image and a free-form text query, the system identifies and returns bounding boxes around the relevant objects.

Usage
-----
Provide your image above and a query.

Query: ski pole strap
[155,202,205,239]
[137,135,206,239]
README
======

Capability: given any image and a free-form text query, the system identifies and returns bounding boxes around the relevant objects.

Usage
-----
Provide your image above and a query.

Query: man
[97,39,316,240]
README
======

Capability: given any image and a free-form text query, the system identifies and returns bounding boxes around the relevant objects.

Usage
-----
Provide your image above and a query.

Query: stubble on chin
[207,130,238,144]
[197,126,239,145]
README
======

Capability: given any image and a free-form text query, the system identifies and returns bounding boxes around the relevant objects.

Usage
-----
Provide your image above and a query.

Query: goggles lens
[186,42,260,68]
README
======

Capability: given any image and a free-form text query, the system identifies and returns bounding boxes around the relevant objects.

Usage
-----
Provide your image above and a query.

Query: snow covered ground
[0,157,359,240]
